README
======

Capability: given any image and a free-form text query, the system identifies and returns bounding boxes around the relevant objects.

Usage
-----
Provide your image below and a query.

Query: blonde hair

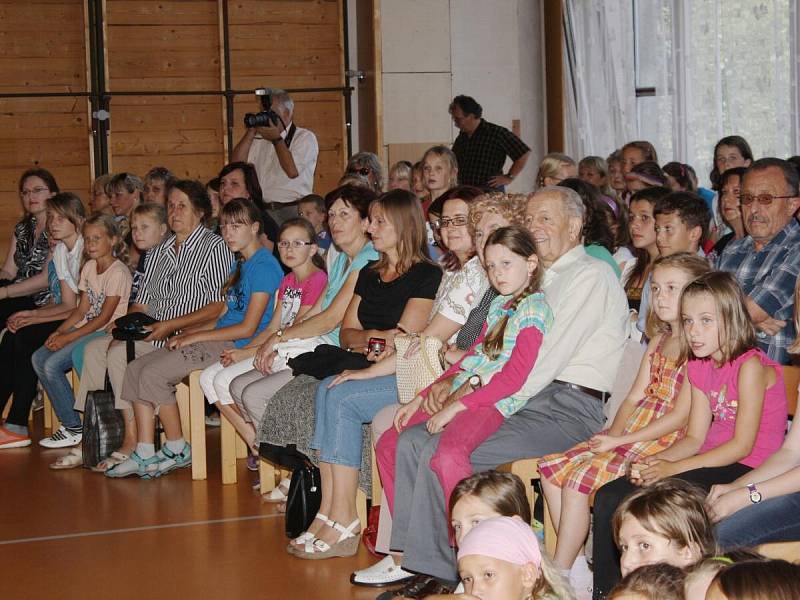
[536,152,576,188]
[613,479,717,560]
[83,214,126,260]
[644,252,712,339]
[389,160,412,183]
[677,271,757,365]
[482,226,542,360]
[422,146,459,188]
[369,189,433,276]
[609,563,685,599]
[468,192,528,239]
[789,275,800,354]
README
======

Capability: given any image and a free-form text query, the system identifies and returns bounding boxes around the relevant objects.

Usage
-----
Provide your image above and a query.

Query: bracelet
[271,138,284,146]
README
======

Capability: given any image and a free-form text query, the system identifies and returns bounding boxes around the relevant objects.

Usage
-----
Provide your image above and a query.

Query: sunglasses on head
[348,167,372,177]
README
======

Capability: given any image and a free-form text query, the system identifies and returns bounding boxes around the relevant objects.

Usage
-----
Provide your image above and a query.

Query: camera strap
[284,123,297,148]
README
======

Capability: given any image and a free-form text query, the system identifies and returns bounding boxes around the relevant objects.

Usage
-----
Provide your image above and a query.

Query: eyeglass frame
[347,167,372,177]
[739,193,798,206]
[277,240,315,249]
[20,187,51,198]
[434,215,470,229]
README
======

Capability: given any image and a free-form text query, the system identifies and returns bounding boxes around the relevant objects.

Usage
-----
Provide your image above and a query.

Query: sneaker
[251,476,261,490]
[39,426,82,449]
[204,414,221,427]
[246,454,259,471]
[351,555,415,588]
[0,426,32,449]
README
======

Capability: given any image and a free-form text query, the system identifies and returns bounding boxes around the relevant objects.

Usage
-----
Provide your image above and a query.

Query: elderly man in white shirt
[231,89,319,224]
[383,186,629,589]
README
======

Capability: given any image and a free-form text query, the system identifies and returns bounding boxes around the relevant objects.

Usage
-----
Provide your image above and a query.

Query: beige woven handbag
[394,334,445,404]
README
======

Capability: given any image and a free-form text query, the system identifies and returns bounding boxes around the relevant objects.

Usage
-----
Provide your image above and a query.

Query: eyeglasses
[20,187,50,198]
[348,167,371,177]
[740,193,797,206]
[278,240,315,249]
[435,215,469,229]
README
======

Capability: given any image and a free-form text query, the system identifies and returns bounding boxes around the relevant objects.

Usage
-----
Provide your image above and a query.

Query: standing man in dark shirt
[450,95,531,189]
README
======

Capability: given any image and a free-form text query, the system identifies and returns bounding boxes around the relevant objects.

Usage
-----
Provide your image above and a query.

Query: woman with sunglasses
[345,152,384,193]
[0,168,59,329]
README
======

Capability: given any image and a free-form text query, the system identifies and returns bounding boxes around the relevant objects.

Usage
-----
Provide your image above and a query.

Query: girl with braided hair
[376,225,553,508]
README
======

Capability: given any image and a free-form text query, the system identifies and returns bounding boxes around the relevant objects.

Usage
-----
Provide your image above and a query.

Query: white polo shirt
[247,122,319,205]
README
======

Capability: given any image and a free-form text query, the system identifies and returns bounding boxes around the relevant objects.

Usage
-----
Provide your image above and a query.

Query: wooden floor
[2,415,382,600]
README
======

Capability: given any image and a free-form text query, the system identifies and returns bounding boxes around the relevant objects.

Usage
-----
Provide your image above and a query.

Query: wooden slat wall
[0,0,347,261]
[228,0,346,191]
[0,1,92,260]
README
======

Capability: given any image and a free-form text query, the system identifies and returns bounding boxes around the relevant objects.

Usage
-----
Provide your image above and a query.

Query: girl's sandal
[286,513,334,553]
[49,448,83,470]
[263,477,291,503]
[90,451,130,473]
[294,519,361,560]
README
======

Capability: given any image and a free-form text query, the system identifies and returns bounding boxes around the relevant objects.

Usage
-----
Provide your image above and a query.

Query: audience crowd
[2,91,800,599]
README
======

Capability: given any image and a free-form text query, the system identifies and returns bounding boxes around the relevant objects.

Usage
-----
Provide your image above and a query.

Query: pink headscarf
[457,516,542,567]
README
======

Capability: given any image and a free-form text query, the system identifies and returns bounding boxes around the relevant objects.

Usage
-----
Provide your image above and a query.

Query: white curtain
[564,0,799,185]
[562,0,638,159]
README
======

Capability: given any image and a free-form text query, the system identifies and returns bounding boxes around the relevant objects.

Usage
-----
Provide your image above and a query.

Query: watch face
[750,490,762,503]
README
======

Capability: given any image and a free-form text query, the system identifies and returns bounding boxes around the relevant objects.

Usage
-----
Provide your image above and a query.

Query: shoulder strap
[284,123,297,148]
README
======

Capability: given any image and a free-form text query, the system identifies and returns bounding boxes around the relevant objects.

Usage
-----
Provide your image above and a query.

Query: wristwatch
[746,482,762,504]
[468,375,482,391]
[276,329,284,339]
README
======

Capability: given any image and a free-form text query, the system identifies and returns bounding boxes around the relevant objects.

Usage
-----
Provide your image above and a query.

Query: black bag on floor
[82,377,125,469]
[285,459,322,539]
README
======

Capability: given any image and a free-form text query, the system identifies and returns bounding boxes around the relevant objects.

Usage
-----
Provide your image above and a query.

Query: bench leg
[260,458,276,494]
[188,372,206,480]
[356,488,368,529]
[221,413,237,485]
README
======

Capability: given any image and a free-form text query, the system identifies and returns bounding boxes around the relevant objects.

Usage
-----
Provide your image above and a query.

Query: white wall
[378,0,546,192]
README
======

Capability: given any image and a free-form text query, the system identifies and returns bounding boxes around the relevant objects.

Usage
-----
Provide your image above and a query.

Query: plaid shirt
[452,119,530,187]
[716,219,800,364]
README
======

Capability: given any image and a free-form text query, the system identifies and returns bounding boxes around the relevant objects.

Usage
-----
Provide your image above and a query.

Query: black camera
[244,88,281,128]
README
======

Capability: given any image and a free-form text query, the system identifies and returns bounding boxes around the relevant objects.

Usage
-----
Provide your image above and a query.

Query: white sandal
[286,513,334,552]
[49,448,83,470]
[294,518,361,560]
[263,477,291,503]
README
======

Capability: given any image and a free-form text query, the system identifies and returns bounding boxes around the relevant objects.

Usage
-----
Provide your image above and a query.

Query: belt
[264,200,299,210]
[553,379,608,402]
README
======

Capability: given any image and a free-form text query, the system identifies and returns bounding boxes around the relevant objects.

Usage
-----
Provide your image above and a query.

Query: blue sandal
[153,443,192,478]
[105,451,161,479]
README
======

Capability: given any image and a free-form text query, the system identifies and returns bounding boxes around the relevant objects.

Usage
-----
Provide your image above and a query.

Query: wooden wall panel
[232,90,345,194]
[105,1,221,91]
[108,95,225,183]
[0,1,90,261]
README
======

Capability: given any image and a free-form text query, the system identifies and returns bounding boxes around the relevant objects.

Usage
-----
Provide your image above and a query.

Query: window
[633,0,797,187]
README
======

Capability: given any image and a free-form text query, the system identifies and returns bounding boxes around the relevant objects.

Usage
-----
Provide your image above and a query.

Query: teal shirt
[585,243,621,278]
[321,242,379,346]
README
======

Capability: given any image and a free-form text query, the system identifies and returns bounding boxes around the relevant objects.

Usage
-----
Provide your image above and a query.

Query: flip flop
[49,448,83,470]
[91,451,130,473]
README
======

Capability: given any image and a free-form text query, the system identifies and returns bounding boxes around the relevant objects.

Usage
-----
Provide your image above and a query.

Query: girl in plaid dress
[538,253,710,575]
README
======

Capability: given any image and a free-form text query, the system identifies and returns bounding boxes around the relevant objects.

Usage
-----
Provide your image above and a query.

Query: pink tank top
[688,348,787,468]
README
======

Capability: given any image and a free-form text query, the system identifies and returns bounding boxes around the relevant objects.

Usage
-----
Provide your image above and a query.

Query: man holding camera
[232,89,319,224]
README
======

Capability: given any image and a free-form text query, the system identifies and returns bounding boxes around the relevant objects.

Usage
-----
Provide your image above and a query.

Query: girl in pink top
[631,271,787,489]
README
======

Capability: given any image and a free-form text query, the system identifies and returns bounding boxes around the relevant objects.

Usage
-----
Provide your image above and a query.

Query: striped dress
[538,334,685,495]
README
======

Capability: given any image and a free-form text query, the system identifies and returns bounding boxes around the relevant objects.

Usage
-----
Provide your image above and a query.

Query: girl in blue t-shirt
[107,198,283,479]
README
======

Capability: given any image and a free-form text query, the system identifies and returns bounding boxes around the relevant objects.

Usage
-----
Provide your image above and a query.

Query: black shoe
[375,574,454,599]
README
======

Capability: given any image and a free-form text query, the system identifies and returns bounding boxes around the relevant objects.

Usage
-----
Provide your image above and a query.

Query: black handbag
[285,459,322,539]
[81,377,125,469]
[287,344,372,380]
[111,312,159,342]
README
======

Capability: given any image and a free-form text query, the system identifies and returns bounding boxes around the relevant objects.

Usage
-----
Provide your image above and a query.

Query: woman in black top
[0,169,58,328]
[710,167,747,260]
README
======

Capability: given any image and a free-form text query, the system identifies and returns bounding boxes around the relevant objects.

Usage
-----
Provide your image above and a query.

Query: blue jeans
[715,491,800,549]
[31,331,104,429]
[310,374,399,468]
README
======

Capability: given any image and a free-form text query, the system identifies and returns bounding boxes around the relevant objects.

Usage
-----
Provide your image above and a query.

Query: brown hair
[622,140,659,164]
[278,217,326,271]
[612,479,717,560]
[711,559,800,600]
[683,550,767,596]
[83,213,126,260]
[369,189,433,276]
[449,471,531,524]
[678,271,757,364]
[482,226,543,360]
[46,192,86,232]
[220,198,262,295]
[434,185,484,269]
[609,563,685,600]
[644,252,711,339]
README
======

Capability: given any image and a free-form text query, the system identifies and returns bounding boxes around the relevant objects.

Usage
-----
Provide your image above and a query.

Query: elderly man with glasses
[716,157,800,365]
